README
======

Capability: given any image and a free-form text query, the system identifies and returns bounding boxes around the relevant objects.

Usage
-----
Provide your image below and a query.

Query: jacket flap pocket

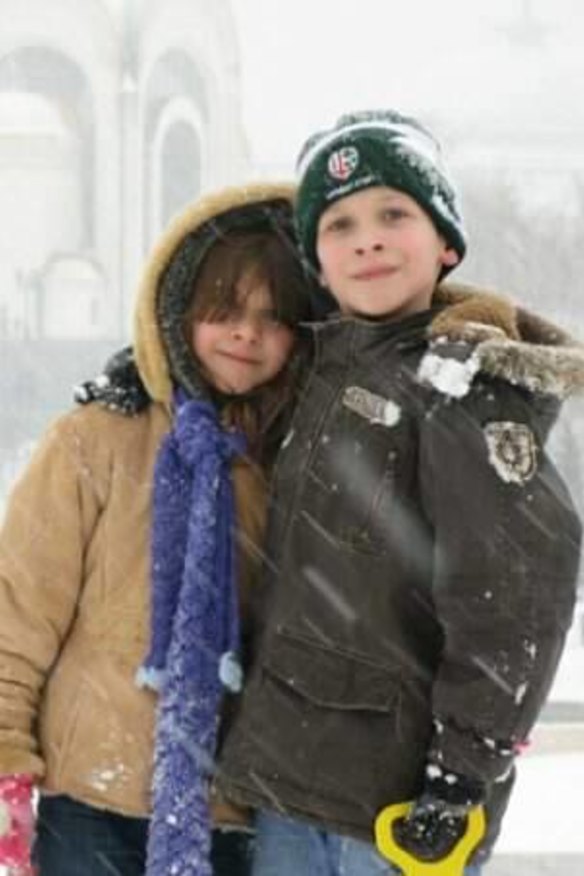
[263,632,399,712]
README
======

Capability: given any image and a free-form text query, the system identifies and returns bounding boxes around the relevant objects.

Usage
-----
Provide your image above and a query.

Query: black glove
[393,766,485,863]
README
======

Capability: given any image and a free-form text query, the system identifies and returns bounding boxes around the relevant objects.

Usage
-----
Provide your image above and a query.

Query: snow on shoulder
[418,343,480,399]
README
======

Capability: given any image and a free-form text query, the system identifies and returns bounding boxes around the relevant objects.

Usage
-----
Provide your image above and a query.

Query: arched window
[0,92,82,337]
[0,47,95,245]
[0,47,96,338]
[160,119,201,228]
[144,51,208,246]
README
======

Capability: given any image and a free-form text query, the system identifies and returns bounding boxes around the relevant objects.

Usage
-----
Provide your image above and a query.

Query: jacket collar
[428,283,584,400]
[307,281,584,400]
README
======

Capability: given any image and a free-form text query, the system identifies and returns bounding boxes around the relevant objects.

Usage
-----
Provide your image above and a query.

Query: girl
[0,183,312,876]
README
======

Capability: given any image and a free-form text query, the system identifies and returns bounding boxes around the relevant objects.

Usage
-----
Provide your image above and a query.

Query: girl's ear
[441,247,459,268]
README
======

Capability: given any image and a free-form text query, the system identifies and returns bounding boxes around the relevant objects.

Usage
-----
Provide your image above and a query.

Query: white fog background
[0,1,583,872]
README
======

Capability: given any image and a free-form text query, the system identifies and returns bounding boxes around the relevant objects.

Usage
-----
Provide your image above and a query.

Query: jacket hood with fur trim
[133,183,296,406]
[419,283,584,402]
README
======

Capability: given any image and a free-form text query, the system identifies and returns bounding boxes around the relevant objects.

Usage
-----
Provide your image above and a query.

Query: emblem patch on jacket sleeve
[483,421,538,485]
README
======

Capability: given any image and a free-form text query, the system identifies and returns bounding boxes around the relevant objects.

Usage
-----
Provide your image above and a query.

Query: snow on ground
[495,752,584,853]
[497,631,584,856]
[548,643,584,703]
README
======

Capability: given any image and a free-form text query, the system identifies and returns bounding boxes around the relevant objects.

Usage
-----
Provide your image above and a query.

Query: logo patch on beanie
[327,146,359,181]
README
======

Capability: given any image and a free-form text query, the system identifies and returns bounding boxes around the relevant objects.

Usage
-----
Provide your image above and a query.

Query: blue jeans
[33,794,253,876]
[252,811,482,876]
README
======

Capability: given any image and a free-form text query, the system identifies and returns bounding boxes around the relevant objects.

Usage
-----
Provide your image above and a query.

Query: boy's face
[315,186,459,319]
[191,278,295,395]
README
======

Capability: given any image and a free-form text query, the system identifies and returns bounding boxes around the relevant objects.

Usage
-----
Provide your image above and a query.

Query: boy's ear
[441,247,459,268]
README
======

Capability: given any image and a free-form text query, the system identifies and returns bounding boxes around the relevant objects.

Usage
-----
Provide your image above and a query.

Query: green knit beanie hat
[295,109,466,275]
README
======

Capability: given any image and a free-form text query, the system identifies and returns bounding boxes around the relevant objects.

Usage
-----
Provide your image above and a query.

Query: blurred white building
[0,0,250,339]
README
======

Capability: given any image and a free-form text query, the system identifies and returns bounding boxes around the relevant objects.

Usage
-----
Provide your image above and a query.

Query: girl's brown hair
[187,230,310,328]
[185,230,311,463]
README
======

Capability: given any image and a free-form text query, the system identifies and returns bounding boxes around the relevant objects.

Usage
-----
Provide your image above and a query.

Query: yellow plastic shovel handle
[374,801,486,876]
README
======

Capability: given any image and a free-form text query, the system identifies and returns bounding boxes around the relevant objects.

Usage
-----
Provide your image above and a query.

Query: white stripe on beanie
[296,118,443,180]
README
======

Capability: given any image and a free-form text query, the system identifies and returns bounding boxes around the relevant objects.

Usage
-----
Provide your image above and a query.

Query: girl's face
[191,275,295,395]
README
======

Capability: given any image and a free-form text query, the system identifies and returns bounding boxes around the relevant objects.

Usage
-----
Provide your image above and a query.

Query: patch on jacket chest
[484,421,538,485]
[342,386,401,427]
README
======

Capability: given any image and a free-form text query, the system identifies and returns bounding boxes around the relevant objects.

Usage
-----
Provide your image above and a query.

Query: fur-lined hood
[422,282,584,401]
[133,182,296,407]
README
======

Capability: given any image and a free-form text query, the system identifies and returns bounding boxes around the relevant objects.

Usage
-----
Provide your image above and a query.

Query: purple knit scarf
[138,390,246,876]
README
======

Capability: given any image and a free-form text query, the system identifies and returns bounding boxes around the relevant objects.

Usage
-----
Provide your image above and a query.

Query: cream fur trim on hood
[133,182,295,406]
[427,282,584,400]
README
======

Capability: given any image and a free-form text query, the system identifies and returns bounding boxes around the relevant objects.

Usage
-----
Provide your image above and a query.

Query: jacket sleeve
[0,409,109,777]
[418,379,582,783]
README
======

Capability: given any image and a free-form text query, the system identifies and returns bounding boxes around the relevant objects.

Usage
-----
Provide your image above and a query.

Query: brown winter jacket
[0,183,297,820]
[218,284,584,860]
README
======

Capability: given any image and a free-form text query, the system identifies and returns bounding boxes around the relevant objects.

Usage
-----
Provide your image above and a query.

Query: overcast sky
[231,0,584,174]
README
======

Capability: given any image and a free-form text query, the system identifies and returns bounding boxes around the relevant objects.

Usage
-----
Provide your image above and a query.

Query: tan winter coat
[0,183,294,819]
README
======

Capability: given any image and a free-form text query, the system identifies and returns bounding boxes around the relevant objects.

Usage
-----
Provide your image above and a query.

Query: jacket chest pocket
[273,373,337,485]
[306,402,410,555]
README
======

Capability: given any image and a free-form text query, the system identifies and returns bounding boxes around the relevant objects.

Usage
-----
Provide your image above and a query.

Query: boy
[218,111,584,875]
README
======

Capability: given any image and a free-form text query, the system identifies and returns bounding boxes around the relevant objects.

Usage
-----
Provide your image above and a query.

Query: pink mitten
[0,774,35,875]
